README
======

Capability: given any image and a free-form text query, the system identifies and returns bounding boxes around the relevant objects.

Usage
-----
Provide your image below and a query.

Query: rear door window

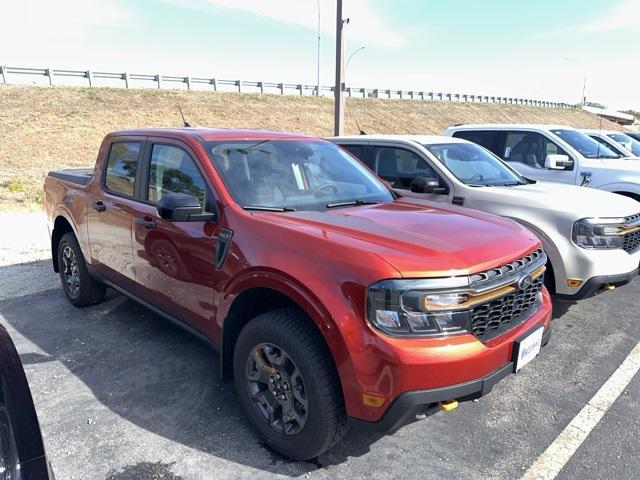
[104,142,142,197]
[452,130,500,154]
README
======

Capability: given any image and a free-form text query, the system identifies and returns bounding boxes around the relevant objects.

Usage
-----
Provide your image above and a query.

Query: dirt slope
[0,84,621,209]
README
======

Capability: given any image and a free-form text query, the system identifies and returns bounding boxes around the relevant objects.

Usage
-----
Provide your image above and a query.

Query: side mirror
[410,176,447,194]
[157,193,217,222]
[545,154,574,170]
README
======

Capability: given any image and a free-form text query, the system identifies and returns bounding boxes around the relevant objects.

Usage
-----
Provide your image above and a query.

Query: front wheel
[57,232,105,307]
[233,308,347,460]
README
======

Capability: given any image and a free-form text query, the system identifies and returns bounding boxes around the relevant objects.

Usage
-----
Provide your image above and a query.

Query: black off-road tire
[233,308,348,460]
[57,232,105,307]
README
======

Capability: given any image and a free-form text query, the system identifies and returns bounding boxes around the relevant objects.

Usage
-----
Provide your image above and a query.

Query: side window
[104,142,142,197]
[341,144,363,159]
[452,131,499,154]
[372,147,444,190]
[504,132,569,169]
[148,144,207,205]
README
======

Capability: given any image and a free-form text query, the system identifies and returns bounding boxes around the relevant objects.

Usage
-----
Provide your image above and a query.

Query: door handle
[136,217,157,230]
[91,200,106,212]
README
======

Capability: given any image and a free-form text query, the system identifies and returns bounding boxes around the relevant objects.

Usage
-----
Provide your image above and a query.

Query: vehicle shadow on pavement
[0,288,387,476]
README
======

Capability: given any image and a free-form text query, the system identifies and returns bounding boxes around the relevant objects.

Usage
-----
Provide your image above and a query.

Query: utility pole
[581,76,587,106]
[334,0,346,136]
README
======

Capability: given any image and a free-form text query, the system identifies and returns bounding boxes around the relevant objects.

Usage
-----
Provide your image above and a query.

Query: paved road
[1,258,639,480]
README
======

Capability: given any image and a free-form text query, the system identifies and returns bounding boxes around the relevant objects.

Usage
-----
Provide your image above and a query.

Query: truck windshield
[204,140,394,211]
[608,133,640,156]
[424,142,526,187]
[551,129,621,159]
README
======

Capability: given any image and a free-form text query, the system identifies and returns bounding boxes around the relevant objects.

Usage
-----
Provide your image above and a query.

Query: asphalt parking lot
[1,215,639,480]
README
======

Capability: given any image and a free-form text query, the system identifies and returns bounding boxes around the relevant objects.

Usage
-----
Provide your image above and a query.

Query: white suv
[444,124,640,202]
[330,134,640,299]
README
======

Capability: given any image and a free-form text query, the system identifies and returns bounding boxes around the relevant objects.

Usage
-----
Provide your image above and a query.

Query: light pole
[333,0,348,136]
[345,46,365,78]
[316,0,321,96]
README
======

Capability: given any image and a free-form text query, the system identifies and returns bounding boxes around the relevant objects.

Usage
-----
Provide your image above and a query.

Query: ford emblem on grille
[517,274,533,290]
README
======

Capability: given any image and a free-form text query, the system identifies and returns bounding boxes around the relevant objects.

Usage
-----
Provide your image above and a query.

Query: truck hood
[482,182,640,218]
[268,199,540,277]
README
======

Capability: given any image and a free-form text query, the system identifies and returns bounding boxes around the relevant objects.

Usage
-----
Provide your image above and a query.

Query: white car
[583,129,640,158]
[330,134,640,299]
[443,124,640,202]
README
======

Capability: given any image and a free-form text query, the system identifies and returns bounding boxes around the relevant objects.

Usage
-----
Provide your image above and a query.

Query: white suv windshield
[551,129,621,159]
[609,133,640,156]
[425,143,525,186]
[205,140,394,211]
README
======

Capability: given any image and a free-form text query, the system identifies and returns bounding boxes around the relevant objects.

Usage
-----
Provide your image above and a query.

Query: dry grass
[0,84,621,210]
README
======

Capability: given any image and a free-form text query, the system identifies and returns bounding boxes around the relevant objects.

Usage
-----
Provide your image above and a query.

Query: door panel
[87,140,143,283]
[131,140,221,336]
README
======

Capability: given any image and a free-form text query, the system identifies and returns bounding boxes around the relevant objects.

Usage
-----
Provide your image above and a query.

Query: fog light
[362,393,386,408]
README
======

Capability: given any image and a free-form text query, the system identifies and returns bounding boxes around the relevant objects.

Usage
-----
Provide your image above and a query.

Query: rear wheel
[233,308,347,460]
[57,232,105,307]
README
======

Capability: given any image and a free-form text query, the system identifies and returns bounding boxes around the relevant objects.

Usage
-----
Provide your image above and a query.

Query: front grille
[470,274,544,342]
[623,230,640,253]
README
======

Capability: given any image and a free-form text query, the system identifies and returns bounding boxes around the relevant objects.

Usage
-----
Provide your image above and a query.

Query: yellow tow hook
[438,400,458,412]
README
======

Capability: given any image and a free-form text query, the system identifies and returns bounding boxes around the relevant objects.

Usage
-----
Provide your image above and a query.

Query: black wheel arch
[51,216,75,273]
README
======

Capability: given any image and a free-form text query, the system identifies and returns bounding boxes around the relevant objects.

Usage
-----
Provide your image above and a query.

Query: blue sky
[2,0,638,109]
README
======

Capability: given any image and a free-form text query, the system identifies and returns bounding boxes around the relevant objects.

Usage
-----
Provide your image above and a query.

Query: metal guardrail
[0,65,573,109]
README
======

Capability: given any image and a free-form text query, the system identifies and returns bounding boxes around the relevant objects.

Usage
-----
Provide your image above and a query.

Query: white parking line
[520,342,640,480]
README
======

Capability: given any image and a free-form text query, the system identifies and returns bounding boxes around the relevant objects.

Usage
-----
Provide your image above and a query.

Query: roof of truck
[108,127,318,142]
[330,134,469,145]
[446,124,574,131]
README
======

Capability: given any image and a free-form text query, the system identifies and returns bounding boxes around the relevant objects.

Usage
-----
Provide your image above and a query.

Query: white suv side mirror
[545,154,574,170]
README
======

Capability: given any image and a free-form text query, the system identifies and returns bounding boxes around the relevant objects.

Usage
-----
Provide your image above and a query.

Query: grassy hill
[0,84,622,210]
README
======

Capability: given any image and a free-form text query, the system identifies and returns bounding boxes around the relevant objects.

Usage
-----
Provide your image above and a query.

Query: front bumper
[350,327,552,433]
[553,246,640,298]
[555,267,638,300]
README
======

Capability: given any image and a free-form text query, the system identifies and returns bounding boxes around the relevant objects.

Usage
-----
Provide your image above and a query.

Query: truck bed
[48,168,94,186]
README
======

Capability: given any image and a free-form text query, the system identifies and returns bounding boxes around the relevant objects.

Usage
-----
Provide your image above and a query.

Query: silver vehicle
[331,134,640,300]
[583,129,640,158]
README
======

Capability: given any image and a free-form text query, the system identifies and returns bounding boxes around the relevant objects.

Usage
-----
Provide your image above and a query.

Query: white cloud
[564,0,640,32]
[164,0,405,47]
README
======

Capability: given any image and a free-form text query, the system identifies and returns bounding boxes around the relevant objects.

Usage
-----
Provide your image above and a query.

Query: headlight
[367,279,470,337]
[572,218,625,249]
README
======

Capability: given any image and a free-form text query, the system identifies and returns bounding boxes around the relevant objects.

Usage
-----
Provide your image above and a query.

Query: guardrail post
[298,84,303,95]
[399,90,403,99]
[46,67,54,86]
[387,89,392,99]
[258,81,264,93]
[185,76,192,90]
[1,65,6,84]
[156,74,162,89]
[279,83,284,94]
[123,72,130,88]
[210,78,217,91]
[362,88,366,98]
[86,70,93,87]
[237,80,242,92]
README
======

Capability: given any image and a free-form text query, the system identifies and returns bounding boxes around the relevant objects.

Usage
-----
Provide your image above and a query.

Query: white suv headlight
[572,218,626,249]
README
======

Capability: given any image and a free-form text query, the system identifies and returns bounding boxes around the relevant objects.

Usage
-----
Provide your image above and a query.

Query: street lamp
[345,46,365,79]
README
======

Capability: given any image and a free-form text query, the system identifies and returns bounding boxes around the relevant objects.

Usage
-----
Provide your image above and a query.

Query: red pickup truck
[44,128,552,460]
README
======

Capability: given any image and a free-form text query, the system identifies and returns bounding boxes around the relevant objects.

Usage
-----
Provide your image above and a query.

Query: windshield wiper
[326,199,381,209]
[243,205,296,212]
